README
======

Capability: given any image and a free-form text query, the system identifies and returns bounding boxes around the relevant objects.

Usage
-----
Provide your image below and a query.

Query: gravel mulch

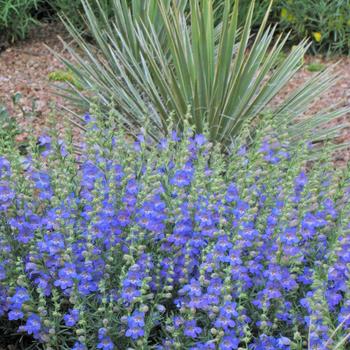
[0,21,81,142]
[275,56,350,166]
[0,21,349,163]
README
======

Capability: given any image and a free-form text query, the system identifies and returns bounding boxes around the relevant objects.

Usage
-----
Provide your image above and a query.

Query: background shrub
[0,0,113,44]
[0,111,350,349]
[50,0,114,31]
[238,0,350,54]
[0,0,39,44]
[277,0,350,55]
[1,0,349,56]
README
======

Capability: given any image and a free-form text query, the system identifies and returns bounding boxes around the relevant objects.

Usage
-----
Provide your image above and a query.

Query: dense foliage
[217,0,350,54]
[277,0,350,55]
[50,0,113,31]
[1,0,349,55]
[0,0,39,43]
[0,104,20,151]
[0,112,350,349]
[0,0,112,44]
[0,94,30,155]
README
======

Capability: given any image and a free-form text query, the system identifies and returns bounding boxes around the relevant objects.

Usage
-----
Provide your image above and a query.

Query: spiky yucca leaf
[56,0,348,146]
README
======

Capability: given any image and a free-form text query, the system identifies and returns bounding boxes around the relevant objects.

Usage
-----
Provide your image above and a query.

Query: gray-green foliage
[0,93,38,155]
[0,105,18,151]
[57,0,348,147]
[0,93,25,153]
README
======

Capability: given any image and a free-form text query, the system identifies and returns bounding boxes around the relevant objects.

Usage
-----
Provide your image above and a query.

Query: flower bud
[212,306,219,313]
[140,305,149,312]
[76,328,85,336]
[294,331,302,341]
[166,325,175,332]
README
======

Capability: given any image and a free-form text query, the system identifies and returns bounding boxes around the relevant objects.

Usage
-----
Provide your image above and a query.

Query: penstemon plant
[0,111,350,349]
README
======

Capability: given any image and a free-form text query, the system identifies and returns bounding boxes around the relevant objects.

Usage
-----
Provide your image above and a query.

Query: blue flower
[38,135,52,156]
[10,287,30,306]
[21,313,41,337]
[0,157,11,177]
[170,168,193,188]
[97,335,114,350]
[38,135,51,147]
[128,311,145,327]
[183,320,202,338]
[180,279,202,297]
[63,309,79,327]
[114,164,124,183]
[8,309,24,320]
[125,310,145,340]
[252,334,291,350]
[281,227,299,244]
[221,302,238,318]
[194,134,207,146]
[71,342,87,350]
[190,341,215,350]
[171,131,180,142]
[214,314,236,331]
[0,182,15,210]
[54,263,77,290]
[125,326,144,340]
[294,171,307,192]
[38,233,65,256]
[219,334,239,350]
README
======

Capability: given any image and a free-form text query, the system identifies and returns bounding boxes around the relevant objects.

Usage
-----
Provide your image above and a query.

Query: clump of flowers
[0,114,350,349]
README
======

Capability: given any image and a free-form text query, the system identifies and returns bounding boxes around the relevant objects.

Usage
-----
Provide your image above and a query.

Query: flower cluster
[0,116,349,349]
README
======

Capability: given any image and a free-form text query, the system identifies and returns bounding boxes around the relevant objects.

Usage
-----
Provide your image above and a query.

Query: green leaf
[55,0,349,149]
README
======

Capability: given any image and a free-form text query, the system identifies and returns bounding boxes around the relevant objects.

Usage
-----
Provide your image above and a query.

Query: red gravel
[0,21,82,142]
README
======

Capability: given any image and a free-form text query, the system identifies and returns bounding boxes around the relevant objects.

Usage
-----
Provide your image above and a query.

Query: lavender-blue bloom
[20,313,42,338]
[1,122,350,348]
[63,309,79,327]
[71,342,87,350]
[183,320,202,338]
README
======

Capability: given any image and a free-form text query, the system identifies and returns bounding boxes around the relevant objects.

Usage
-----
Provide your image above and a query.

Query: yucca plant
[57,0,348,147]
